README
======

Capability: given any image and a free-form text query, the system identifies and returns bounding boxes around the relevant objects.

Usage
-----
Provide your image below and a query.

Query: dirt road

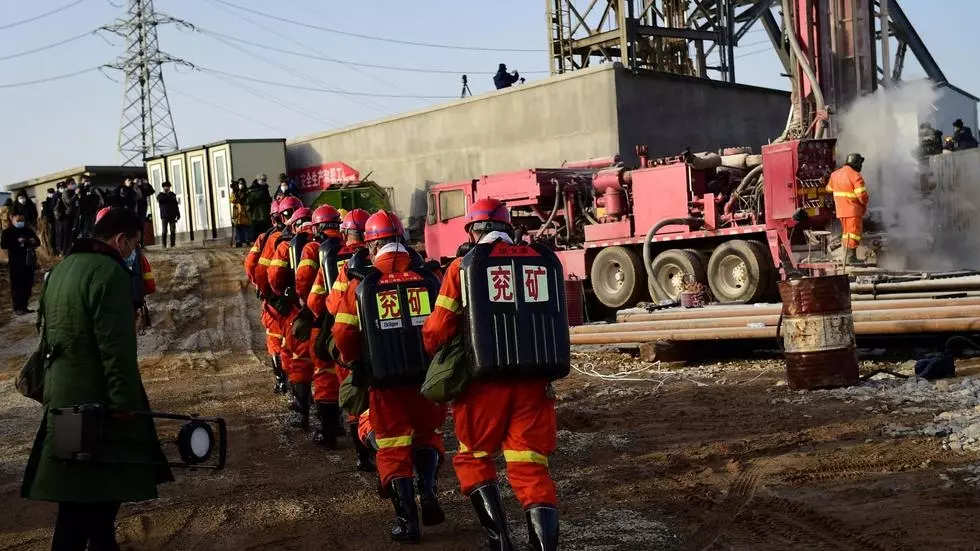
[1,247,980,550]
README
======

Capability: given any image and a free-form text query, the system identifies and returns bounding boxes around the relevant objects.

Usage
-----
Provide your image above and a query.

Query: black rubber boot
[413,447,445,526]
[525,507,559,551]
[469,484,514,551]
[287,383,302,412]
[312,403,339,448]
[289,382,311,429]
[271,356,288,394]
[350,421,377,472]
[334,410,348,437]
[389,477,421,544]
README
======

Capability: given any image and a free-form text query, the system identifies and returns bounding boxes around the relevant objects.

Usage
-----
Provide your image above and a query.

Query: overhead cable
[209,0,544,53]
[201,70,343,128]
[0,0,87,32]
[195,27,549,76]
[0,66,102,89]
[196,67,458,99]
[0,29,97,61]
[169,86,286,134]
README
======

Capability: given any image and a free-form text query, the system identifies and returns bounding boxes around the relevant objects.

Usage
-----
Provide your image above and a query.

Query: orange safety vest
[825,165,869,218]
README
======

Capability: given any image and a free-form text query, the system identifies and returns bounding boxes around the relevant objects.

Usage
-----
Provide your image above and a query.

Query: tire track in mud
[684,460,770,551]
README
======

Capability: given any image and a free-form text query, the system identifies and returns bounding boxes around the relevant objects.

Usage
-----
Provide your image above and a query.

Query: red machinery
[424,141,839,309]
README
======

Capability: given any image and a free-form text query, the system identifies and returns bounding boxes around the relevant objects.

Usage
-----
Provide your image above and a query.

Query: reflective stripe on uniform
[332,280,349,292]
[852,186,867,194]
[249,246,260,253]
[458,441,489,458]
[298,259,317,270]
[270,259,289,267]
[143,272,154,281]
[266,332,282,338]
[833,191,859,199]
[314,366,336,375]
[435,295,461,314]
[376,435,413,448]
[258,258,271,266]
[503,450,549,466]
[842,232,863,241]
[310,284,328,295]
[334,312,359,328]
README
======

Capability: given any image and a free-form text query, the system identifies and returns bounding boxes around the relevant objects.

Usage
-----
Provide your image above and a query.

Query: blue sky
[0,0,975,185]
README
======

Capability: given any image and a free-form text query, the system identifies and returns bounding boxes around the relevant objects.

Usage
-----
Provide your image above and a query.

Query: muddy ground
[1,246,980,550]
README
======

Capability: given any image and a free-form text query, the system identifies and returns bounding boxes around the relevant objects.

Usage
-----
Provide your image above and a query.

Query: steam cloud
[835,80,975,271]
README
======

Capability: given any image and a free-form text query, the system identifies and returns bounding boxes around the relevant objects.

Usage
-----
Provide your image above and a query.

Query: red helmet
[364,210,405,242]
[299,221,315,234]
[312,204,341,225]
[95,206,112,224]
[340,208,371,233]
[465,198,511,231]
[287,207,312,227]
[269,199,282,215]
[278,196,303,212]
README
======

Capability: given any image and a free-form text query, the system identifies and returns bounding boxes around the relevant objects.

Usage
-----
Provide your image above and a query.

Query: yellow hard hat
[338,208,349,218]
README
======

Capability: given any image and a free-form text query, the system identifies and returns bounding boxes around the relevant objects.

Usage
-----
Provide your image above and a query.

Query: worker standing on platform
[422,198,569,551]
[269,205,315,430]
[316,208,376,470]
[332,210,446,544]
[826,153,870,265]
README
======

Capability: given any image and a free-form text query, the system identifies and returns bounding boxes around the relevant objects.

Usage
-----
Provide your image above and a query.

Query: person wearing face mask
[246,175,273,236]
[21,206,173,551]
[12,191,39,228]
[76,177,105,239]
[112,177,139,213]
[1,214,40,315]
[274,173,298,203]
[40,188,58,254]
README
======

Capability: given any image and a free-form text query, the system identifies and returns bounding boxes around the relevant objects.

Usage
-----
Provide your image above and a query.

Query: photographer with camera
[21,207,173,551]
[494,63,521,89]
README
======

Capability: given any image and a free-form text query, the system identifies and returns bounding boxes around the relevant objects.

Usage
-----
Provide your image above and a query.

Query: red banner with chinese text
[289,161,361,192]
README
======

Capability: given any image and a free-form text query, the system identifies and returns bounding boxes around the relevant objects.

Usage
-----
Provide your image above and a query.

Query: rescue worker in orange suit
[269,205,317,429]
[826,153,870,264]
[299,204,348,447]
[318,208,377,470]
[332,210,447,544]
[422,198,569,551]
[246,199,291,394]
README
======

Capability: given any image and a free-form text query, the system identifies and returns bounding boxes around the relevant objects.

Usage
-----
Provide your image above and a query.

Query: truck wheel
[648,249,707,303]
[590,246,647,309]
[746,240,777,302]
[706,240,771,303]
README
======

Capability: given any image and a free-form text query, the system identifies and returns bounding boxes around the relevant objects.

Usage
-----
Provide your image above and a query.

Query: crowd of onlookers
[230,172,299,247]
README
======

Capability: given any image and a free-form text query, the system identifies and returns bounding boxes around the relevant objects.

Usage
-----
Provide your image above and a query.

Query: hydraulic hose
[643,217,699,291]
[535,181,563,238]
[725,164,764,215]
[782,0,827,139]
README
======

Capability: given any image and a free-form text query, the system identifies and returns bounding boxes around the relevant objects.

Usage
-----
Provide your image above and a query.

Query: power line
[194,27,549,76]
[209,0,544,53]
[0,0,87,32]
[196,67,458,99]
[0,66,103,89]
[169,85,286,134]
[0,29,97,62]
[197,0,395,112]
[200,69,343,128]
[200,30,384,117]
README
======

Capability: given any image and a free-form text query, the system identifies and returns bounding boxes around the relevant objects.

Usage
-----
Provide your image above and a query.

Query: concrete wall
[287,63,790,232]
[615,72,790,164]
[287,64,621,232]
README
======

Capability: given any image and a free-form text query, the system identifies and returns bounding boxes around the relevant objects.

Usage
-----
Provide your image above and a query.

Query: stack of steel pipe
[572,296,980,346]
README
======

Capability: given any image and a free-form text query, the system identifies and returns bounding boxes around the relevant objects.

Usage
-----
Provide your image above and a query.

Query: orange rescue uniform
[332,247,447,487]
[826,165,869,250]
[300,232,343,403]
[422,257,558,509]
[141,254,156,295]
[268,232,313,384]
[320,245,365,419]
[257,230,285,358]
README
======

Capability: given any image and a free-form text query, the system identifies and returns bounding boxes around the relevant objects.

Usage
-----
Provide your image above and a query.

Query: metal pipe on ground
[850,276,980,295]
[570,317,980,345]
[852,291,980,301]
[579,305,980,335]
[615,296,980,323]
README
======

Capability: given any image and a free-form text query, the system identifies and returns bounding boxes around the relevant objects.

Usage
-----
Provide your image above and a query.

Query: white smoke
[835,80,952,270]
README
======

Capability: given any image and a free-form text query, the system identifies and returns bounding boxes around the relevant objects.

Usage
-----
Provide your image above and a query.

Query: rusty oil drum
[565,277,585,327]
[777,275,859,390]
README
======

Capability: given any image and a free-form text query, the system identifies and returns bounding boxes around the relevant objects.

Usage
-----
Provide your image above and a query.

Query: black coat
[137,183,155,219]
[156,191,180,220]
[54,190,78,222]
[77,186,104,216]
[494,69,519,89]
[0,225,39,272]
[12,198,38,226]
[42,194,58,221]
[112,185,139,212]
[953,126,979,150]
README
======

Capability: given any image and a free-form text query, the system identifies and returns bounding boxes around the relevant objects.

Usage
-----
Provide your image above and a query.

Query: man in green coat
[245,177,272,236]
[21,207,173,550]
